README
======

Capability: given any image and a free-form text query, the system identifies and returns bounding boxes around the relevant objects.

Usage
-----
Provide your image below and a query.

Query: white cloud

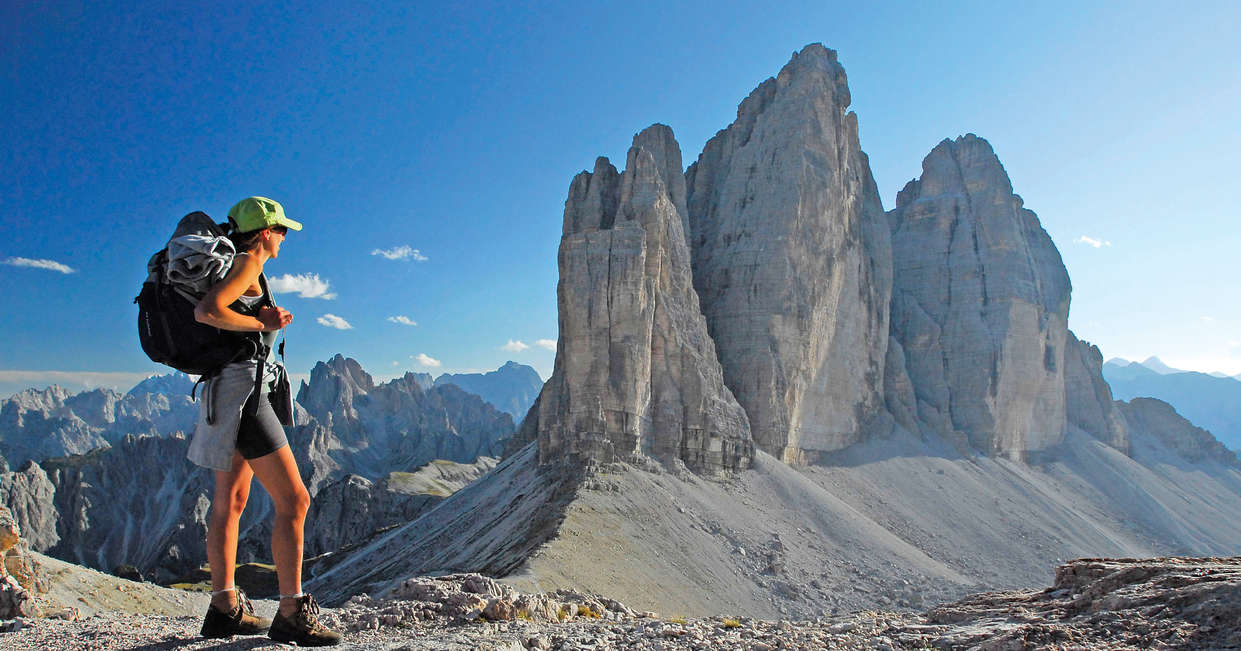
[502,339,529,352]
[1073,236,1112,249]
[371,245,428,262]
[316,314,353,330]
[535,339,557,351]
[269,273,337,299]
[2,256,75,274]
[387,315,418,326]
[413,353,441,368]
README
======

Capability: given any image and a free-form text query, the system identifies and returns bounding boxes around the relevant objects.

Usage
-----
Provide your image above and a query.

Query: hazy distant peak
[433,361,543,419]
[1140,356,1181,374]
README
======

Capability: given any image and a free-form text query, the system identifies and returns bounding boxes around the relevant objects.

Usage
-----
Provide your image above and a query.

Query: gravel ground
[5,558,1238,650]
[2,609,904,650]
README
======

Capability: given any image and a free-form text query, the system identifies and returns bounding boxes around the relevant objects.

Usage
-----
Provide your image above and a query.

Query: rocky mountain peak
[3,386,73,419]
[686,44,891,463]
[523,125,753,475]
[887,134,1072,458]
[297,354,376,423]
[898,135,1016,208]
[125,372,194,398]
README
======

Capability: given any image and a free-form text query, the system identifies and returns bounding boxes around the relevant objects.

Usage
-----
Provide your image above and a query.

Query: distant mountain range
[1103,358,1241,450]
[0,355,520,586]
[0,362,542,470]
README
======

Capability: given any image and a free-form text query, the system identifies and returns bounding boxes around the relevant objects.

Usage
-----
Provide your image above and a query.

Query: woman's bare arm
[194,254,289,332]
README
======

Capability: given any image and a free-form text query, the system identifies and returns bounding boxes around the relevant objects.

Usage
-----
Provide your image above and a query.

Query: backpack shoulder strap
[258,273,275,309]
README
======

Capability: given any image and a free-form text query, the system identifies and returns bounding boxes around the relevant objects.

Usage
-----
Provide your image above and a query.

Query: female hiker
[189,196,341,646]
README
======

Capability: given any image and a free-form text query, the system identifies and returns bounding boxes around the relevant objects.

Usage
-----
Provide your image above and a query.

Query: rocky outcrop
[435,362,544,420]
[522,124,753,475]
[901,557,1241,649]
[1118,398,1237,465]
[686,44,893,462]
[0,504,46,618]
[887,134,1071,458]
[1063,331,1128,452]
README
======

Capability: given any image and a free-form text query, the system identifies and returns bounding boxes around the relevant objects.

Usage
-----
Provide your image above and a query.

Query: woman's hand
[258,306,293,331]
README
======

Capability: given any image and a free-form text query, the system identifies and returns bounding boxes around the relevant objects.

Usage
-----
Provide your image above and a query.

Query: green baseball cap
[228,196,303,233]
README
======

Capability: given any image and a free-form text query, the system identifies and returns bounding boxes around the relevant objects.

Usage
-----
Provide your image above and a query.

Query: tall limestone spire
[522,125,753,475]
[886,134,1072,458]
[686,44,893,463]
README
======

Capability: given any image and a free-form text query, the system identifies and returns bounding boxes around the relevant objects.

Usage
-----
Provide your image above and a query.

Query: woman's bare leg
[247,444,310,617]
[207,450,253,611]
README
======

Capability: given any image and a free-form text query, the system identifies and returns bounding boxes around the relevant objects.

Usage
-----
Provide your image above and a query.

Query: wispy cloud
[371,245,428,262]
[2,256,75,274]
[269,273,337,299]
[502,339,529,352]
[317,314,353,330]
[387,315,418,326]
[1073,236,1112,249]
[535,339,556,351]
[413,353,441,368]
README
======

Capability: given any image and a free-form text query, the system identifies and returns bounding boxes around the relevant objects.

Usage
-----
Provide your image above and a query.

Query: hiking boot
[268,594,341,647]
[200,587,271,638]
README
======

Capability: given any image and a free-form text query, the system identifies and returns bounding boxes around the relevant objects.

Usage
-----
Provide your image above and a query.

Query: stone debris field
[5,557,1240,650]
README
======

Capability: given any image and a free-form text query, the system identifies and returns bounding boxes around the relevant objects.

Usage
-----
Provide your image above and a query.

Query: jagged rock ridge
[520,125,753,475]
[297,354,514,480]
[0,383,197,468]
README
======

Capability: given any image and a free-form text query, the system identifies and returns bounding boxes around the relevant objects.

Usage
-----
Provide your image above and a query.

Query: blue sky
[2,1,1239,397]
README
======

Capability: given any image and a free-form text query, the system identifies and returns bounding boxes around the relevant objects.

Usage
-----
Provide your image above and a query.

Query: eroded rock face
[0,461,59,552]
[304,457,497,556]
[525,125,753,475]
[887,135,1071,458]
[686,44,893,462]
[1063,331,1129,452]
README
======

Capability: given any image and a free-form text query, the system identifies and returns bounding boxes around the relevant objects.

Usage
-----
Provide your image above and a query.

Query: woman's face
[265,226,287,258]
